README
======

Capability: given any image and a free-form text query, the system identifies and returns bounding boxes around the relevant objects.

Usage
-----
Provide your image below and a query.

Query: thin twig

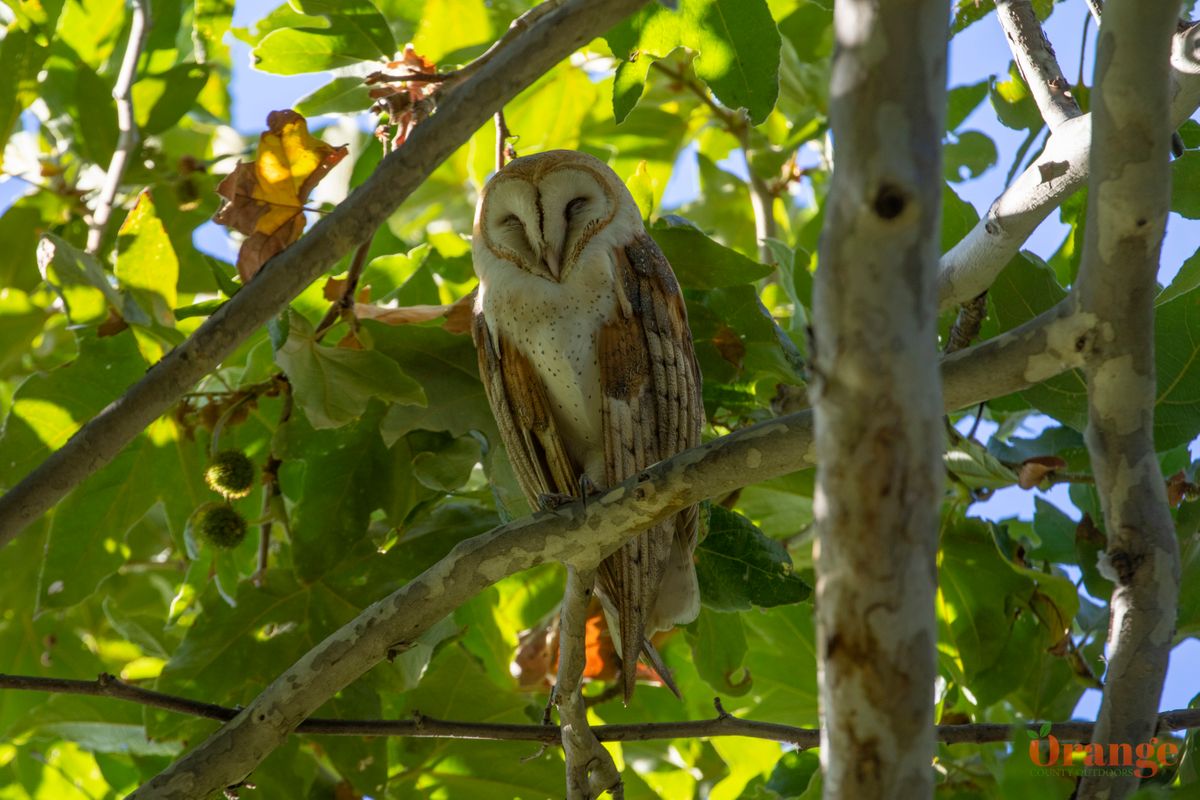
[995,0,1081,130]
[496,109,513,171]
[2,673,1198,747]
[314,238,373,340]
[254,380,291,586]
[648,59,776,263]
[86,0,149,254]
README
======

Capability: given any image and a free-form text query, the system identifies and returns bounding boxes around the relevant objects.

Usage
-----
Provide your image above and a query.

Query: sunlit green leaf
[273,311,425,429]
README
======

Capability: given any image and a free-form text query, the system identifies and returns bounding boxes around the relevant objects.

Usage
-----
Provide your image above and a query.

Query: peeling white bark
[1072,3,1182,799]
[937,24,1200,310]
[809,1,948,797]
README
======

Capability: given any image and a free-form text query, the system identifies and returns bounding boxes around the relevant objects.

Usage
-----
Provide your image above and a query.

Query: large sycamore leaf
[115,191,179,326]
[605,0,781,124]
[650,216,773,289]
[938,516,1084,716]
[251,0,396,74]
[213,110,348,281]
[272,311,425,430]
[696,505,811,611]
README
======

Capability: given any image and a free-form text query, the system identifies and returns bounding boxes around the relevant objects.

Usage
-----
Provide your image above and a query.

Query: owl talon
[537,492,575,512]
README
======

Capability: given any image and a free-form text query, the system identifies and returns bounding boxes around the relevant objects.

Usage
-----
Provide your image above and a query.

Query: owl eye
[502,213,522,228]
[564,196,589,219]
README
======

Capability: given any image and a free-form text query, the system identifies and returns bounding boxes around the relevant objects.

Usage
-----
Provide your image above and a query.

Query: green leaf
[0,289,50,374]
[131,63,210,135]
[273,312,425,429]
[986,252,1088,432]
[316,682,388,796]
[947,80,988,131]
[37,234,151,326]
[0,330,148,489]
[8,694,181,756]
[612,56,654,124]
[36,423,172,612]
[650,217,773,289]
[275,402,396,581]
[0,24,49,168]
[938,515,1082,713]
[369,322,497,442]
[684,0,780,124]
[952,0,995,36]
[605,0,780,124]
[294,75,373,116]
[116,191,179,325]
[252,0,397,74]
[737,603,819,724]
[1159,246,1200,304]
[1150,287,1200,450]
[945,432,1019,491]
[411,434,482,492]
[392,644,567,797]
[411,0,493,64]
[686,607,752,696]
[989,63,1043,132]
[1172,151,1200,219]
[944,130,997,183]
[194,0,235,62]
[696,506,811,611]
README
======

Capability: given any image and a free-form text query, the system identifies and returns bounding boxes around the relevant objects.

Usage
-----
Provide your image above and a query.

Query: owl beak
[542,249,561,280]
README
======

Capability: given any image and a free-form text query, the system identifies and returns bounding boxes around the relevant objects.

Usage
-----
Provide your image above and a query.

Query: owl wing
[472,313,580,505]
[598,231,703,700]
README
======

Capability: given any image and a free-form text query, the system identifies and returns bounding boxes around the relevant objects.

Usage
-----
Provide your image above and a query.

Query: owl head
[474,150,643,282]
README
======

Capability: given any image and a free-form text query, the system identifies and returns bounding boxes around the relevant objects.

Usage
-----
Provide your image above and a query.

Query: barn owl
[471,150,703,700]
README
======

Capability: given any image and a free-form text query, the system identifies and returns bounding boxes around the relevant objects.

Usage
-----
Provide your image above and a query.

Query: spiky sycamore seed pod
[191,502,247,550]
[205,449,255,499]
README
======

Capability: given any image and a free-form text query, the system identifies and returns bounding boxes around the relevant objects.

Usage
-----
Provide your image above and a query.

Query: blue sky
[2,0,1196,720]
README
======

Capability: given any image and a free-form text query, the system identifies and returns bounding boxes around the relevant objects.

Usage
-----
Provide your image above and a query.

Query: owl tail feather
[640,638,682,700]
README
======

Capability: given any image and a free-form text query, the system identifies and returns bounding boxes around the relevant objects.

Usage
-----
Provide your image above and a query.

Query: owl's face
[475,150,639,282]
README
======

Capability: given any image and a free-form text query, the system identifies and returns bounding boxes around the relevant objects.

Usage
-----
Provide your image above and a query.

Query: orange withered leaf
[366,45,439,149]
[213,110,348,282]
[1016,455,1067,490]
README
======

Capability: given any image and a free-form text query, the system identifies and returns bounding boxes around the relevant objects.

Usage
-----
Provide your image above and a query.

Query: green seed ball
[191,502,248,550]
[205,449,255,499]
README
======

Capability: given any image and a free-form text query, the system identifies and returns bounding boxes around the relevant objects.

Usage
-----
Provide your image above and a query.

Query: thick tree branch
[937,23,1200,309]
[7,672,1200,748]
[1071,2,1181,798]
[809,1,947,797]
[126,291,1092,796]
[556,567,621,799]
[995,0,1082,130]
[0,0,654,548]
[85,0,148,254]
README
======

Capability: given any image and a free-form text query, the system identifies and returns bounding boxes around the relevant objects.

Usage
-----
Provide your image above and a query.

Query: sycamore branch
[1071,2,1181,798]
[0,0,655,548]
[127,294,1093,798]
[809,1,948,796]
[7,673,1200,749]
[994,0,1081,130]
[556,567,621,799]
[85,0,149,254]
[937,23,1200,309]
